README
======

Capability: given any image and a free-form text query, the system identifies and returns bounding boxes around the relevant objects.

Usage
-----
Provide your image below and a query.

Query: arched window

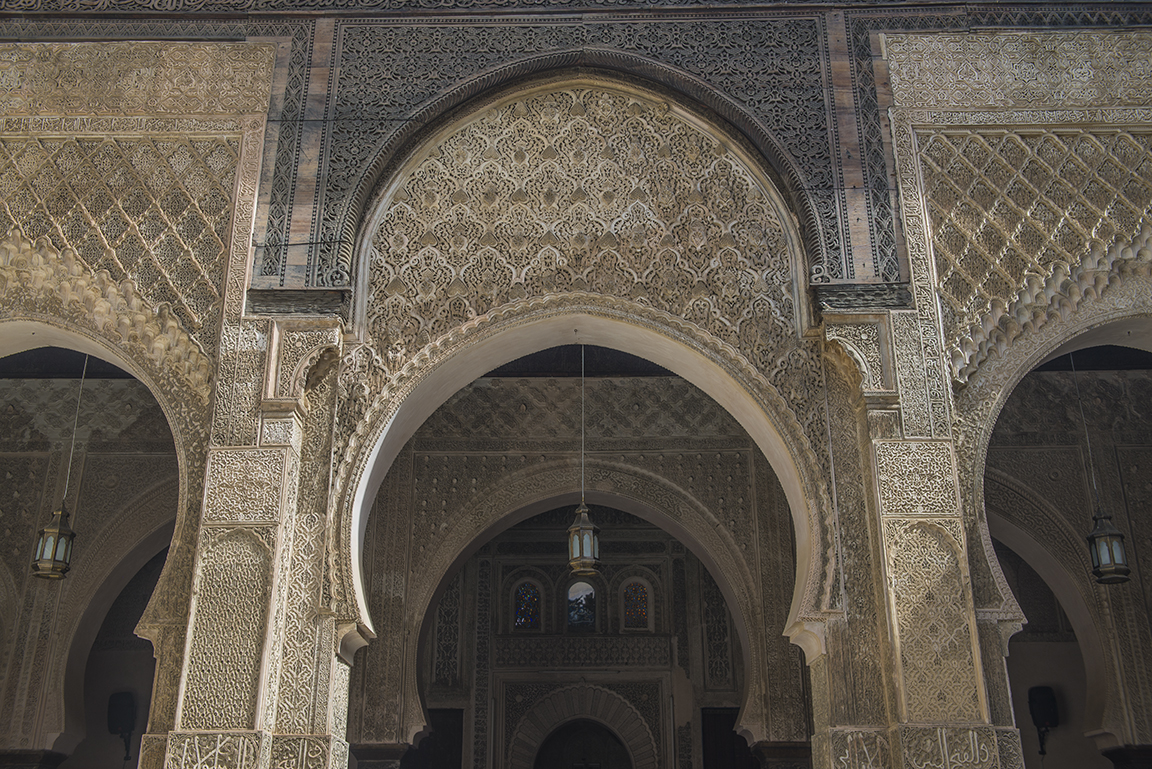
[513,580,542,631]
[621,579,652,631]
[567,581,596,633]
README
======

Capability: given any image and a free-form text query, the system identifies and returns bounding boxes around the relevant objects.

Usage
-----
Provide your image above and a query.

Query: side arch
[952,241,1152,619]
[0,228,214,746]
[984,471,1120,748]
[507,684,657,769]
[341,58,826,290]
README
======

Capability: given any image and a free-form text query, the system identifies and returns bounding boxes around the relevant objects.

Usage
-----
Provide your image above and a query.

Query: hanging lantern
[31,353,88,580]
[1068,352,1132,586]
[1087,510,1130,585]
[32,503,76,579]
[567,502,600,576]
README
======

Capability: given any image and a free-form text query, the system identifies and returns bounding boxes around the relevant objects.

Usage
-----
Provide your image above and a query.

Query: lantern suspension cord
[62,354,89,500]
[1069,352,1103,510]
[581,344,585,505]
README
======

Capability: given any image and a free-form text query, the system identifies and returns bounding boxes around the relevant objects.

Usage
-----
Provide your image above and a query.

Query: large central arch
[331,75,832,745]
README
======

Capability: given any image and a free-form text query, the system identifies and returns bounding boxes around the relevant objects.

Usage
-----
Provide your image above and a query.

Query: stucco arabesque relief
[0,39,276,754]
[885,29,1152,618]
[328,83,840,646]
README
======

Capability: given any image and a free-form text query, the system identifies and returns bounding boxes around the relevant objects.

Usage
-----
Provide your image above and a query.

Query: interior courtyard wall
[5,8,1152,769]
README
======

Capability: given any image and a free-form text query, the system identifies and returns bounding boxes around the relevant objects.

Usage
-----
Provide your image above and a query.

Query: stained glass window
[568,581,596,632]
[623,580,649,629]
[514,581,541,630]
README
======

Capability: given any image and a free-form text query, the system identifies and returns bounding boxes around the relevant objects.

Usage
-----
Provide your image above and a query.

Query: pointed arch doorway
[533,719,633,769]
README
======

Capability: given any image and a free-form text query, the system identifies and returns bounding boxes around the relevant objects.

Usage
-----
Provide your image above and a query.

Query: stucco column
[822,312,1023,769]
[148,321,349,769]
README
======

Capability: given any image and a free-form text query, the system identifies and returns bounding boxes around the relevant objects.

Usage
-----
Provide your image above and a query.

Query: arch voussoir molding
[506,684,659,769]
[329,298,835,658]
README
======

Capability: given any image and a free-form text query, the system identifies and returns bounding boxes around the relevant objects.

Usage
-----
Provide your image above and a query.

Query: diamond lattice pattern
[918,129,1152,350]
[0,136,239,354]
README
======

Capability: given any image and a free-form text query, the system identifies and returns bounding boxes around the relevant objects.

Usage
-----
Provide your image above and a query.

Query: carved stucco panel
[828,728,891,769]
[885,31,1152,111]
[896,725,997,769]
[882,519,982,724]
[366,86,799,360]
[874,440,961,518]
[825,321,887,392]
[179,527,274,731]
[0,42,275,116]
[269,320,343,401]
[203,447,290,523]
[165,730,269,769]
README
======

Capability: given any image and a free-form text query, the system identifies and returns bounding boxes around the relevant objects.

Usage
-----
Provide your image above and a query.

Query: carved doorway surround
[507,684,657,769]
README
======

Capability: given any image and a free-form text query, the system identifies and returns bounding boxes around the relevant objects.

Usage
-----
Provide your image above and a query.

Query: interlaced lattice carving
[367,86,797,356]
[0,135,241,353]
[918,128,1152,356]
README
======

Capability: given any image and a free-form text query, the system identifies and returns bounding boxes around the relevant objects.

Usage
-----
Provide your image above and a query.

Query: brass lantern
[1087,510,1130,584]
[567,503,600,576]
[1069,351,1131,585]
[31,353,87,580]
[31,503,76,579]
[567,344,600,575]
